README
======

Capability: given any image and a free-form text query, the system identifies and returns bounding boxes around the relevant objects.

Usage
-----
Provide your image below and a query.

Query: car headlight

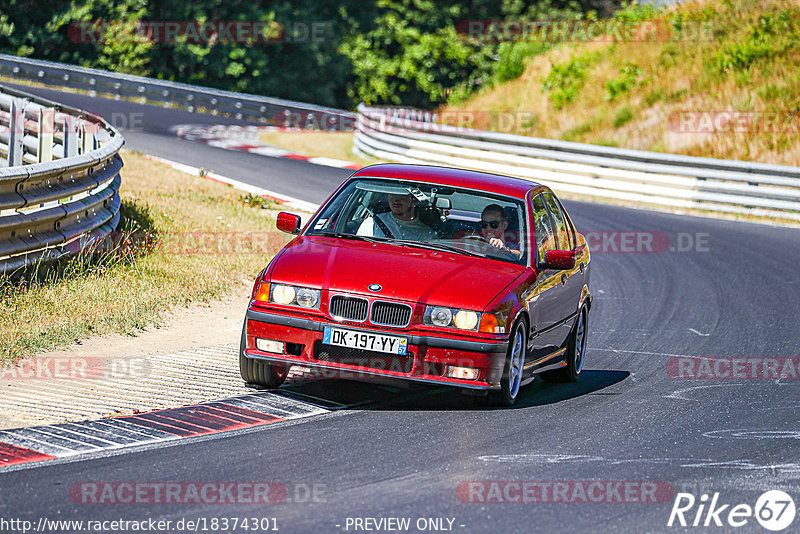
[430,307,453,327]
[296,288,319,308]
[454,310,479,330]
[271,284,296,305]
[423,306,481,331]
[269,284,321,309]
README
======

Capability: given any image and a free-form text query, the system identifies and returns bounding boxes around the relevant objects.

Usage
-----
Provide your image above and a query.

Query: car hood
[269,236,525,310]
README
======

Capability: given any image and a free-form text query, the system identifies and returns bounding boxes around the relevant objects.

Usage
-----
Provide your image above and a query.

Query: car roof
[350,164,547,199]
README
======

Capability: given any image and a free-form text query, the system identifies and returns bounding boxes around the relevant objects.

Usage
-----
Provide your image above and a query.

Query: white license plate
[322,327,408,355]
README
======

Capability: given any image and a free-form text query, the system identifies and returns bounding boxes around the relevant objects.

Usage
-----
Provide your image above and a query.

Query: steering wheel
[461,234,490,252]
[463,234,489,243]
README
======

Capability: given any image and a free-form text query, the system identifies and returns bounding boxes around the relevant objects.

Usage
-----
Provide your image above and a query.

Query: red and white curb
[144,154,320,213]
[0,392,330,468]
[170,124,362,170]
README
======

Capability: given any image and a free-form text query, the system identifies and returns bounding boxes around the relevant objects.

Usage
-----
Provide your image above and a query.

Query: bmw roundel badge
[368,284,382,292]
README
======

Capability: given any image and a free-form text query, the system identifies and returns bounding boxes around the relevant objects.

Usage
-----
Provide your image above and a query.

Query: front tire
[487,320,527,406]
[541,306,588,383]
[239,320,288,388]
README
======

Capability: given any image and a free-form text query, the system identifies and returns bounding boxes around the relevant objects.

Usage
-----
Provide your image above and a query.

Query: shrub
[493,42,548,84]
[613,106,633,128]
[542,51,602,109]
[606,63,643,100]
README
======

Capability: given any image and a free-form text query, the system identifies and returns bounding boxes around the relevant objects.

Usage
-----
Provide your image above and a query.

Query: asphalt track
[1,84,799,533]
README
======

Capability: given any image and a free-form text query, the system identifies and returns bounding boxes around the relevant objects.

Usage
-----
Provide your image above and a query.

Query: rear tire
[541,306,587,383]
[487,320,527,407]
[239,320,288,388]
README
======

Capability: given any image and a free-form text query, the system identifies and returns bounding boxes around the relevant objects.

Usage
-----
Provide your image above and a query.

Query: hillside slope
[441,0,800,166]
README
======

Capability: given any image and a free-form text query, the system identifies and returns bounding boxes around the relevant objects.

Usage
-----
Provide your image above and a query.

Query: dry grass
[0,150,292,365]
[258,130,372,165]
[440,0,800,166]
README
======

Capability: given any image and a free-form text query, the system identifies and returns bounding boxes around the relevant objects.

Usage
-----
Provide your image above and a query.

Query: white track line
[143,154,320,213]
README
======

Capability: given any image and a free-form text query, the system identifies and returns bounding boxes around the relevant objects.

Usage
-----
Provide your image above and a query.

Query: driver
[480,204,521,259]
[358,192,436,241]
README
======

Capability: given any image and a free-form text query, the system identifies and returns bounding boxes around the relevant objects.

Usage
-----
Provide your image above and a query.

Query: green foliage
[644,88,664,106]
[668,88,688,102]
[0,0,372,107]
[0,0,593,109]
[613,1,662,23]
[612,105,632,127]
[93,2,153,75]
[658,45,678,68]
[605,63,642,100]
[757,83,795,102]
[542,50,601,109]
[339,0,489,108]
[493,41,548,84]
[241,193,276,209]
[710,10,800,74]
[562,121,593,141]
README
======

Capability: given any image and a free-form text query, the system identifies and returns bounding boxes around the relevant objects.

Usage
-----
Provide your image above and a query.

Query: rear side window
[532,195,555,262]
[543,193,571,250]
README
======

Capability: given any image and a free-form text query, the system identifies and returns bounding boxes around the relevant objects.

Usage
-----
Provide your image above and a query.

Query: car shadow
[500,369,631,410]
[272,369,630,411]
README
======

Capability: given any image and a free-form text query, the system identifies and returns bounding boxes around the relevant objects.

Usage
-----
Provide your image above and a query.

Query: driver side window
[532,195,555,263]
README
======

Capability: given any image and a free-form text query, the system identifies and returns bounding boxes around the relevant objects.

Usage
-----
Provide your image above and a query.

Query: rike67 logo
[668,490,796,531]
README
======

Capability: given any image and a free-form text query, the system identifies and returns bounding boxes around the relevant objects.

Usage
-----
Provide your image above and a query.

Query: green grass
[0,151,291,365]
[439,0,800,167]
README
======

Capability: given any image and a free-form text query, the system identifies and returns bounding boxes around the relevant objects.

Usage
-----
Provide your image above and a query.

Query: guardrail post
[7,98,25,166]
[63,115,79,157]
[37,107,54,162]
[80,121,97,154]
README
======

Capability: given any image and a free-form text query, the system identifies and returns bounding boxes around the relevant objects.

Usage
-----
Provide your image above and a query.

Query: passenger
[358,192,436,241]
[480,204,521,259]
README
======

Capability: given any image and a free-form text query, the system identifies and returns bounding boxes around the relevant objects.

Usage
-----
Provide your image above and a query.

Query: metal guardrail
[0,84,123,274]
[0,54,355,127]
[354,105,800,222]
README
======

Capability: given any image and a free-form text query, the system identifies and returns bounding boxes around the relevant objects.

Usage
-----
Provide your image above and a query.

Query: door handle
[561,273,567,286]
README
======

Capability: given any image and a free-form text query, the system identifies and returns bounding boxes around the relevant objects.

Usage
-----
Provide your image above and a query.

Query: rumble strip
[0,393,328,468]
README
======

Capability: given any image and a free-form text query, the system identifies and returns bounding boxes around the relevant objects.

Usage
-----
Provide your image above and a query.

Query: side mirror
[540,250,576,270]
[276,212,301,235]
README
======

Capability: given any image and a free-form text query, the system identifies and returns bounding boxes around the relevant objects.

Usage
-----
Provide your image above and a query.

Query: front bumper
[243,308,509,390]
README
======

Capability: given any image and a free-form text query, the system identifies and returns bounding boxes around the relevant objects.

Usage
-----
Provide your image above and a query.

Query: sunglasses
[480,220,502,229]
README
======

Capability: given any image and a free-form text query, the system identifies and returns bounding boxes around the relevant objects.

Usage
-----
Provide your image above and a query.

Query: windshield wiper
[314,231,387,244]
[389,239,486,258]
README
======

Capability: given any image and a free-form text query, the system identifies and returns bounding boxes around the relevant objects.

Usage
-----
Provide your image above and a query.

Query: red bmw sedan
[240,164,592,406]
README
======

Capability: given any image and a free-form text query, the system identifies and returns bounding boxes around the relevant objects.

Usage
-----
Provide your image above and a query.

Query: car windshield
[306,177,527,264]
